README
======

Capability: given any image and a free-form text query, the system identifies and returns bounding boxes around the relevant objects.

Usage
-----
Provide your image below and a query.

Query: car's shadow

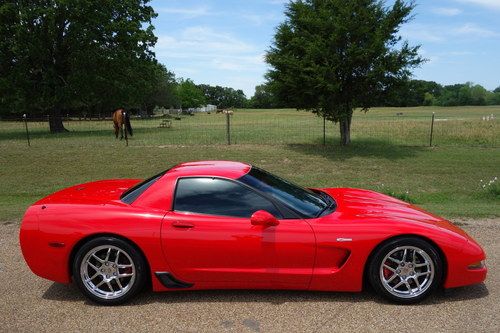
[42,282,489,306]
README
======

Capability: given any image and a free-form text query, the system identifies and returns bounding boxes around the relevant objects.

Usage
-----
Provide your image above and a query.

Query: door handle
[172,220,194,228]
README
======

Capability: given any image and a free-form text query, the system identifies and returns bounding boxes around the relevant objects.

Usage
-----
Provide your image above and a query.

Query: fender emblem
[336,238,352,242]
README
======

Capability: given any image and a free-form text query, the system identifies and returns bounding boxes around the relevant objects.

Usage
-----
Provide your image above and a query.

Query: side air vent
[155,272,194,289]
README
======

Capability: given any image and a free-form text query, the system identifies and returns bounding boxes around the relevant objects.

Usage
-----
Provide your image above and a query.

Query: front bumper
[444,239,487,288]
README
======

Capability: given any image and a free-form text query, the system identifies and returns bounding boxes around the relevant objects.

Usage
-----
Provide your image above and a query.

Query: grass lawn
[0,106,498,222]
[2,105,498,146]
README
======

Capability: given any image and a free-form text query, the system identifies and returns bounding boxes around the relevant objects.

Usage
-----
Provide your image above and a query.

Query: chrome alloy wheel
[80,245,136,300]
[379,246,435,299]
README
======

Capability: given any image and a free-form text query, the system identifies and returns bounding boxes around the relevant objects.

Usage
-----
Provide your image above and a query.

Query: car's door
[160,177,316,288]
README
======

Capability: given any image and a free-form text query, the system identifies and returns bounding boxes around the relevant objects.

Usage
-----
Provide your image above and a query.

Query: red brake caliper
[383,262,392,279]
[122,267,133,275]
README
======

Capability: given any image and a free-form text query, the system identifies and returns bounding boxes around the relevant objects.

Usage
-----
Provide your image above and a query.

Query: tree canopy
[249,83,284,109]
[266,0,424,145]
[198,84,248,109]
[0,0,158,131]
[249,79,500,108]
[142,63,179,113]
[176,79,206,109]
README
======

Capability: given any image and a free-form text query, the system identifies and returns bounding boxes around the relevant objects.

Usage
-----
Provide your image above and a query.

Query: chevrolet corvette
[20,161,487,305]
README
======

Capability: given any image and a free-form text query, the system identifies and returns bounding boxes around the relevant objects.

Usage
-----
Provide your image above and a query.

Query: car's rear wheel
[368,237,442,304]
[72,237,147,305]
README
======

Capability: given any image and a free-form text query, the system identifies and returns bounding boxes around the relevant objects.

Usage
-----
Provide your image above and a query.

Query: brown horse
[112,108,133,139]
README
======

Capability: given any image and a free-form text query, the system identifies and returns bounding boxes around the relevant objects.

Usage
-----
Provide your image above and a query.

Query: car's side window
[174,177,282,218]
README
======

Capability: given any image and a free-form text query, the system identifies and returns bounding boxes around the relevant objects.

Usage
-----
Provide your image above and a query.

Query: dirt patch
[1,219,498,332]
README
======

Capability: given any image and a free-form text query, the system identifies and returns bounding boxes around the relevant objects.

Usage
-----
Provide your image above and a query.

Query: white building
[189,104,217,112]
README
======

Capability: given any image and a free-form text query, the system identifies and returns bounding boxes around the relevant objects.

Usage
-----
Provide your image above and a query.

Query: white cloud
[268,0,289,4]
[174,67,199,75]
[156,27,255,55]
[431,7,462,16]
[445,51,475,56]
[156,6,278,27]
[418,49,477,67]
[456,0,500,10]
[154,27,267,95]
[156,5,213,19]
[454,23,499,37]
[241,13,279,26]
[155,27,265,73]
[401,22,498,43]
[400,25,444,42]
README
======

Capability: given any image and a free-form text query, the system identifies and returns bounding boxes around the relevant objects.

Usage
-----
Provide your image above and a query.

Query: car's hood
[321,187,470,238]
[35,179,141,205]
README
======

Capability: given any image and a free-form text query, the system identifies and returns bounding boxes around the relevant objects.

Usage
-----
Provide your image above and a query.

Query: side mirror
[250,210,279,227]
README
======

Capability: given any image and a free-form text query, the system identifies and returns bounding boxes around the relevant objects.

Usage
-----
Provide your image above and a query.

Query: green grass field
[0,106,498,222]
[1,105,499,146]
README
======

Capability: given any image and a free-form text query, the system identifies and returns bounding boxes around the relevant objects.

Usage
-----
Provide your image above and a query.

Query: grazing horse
[112,108,133,139]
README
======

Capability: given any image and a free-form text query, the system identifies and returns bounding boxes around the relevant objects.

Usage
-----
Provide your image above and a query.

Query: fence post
[323,115,326,145]
[429,112,435,147]
[23,114,31,147]
[226,112,231,145]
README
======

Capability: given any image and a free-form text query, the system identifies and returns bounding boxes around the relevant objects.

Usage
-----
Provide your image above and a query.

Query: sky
[150,0,500,97]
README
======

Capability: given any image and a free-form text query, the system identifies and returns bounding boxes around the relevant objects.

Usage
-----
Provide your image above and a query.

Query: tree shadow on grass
[0,126,169,142]
[0,128,113,141]
[287,138,427,161]
[42,282,488,306]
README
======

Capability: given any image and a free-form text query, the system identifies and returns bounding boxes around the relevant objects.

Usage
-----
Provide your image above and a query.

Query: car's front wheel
[72,237,147,305]
[368,237,442,304]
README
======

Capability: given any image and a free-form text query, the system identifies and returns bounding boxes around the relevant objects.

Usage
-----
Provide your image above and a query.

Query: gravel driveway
[1,219,498,332]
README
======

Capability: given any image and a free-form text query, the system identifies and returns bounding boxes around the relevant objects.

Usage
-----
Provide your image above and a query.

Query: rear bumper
[19,208,71,284]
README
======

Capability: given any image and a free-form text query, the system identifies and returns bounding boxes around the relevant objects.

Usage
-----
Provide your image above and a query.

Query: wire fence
[1,109,498,148]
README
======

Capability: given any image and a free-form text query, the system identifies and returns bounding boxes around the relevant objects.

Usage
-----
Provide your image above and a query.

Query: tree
[0,0,157,132]
[250,83,282,108]
[432,82,490,106]
[177,79,206,109]
[383,80,442,107]
[469,84,488,105]
[0,2,21,118]
[486,91,500,105]
[198,84,248,108]
[141,63,179,114]
[423,92,436,106]
[266,0,423,145]
[435,84,461,106]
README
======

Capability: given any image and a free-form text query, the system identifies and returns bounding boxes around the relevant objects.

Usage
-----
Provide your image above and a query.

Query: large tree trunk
[48,107,68,133]
[339,112,352,146]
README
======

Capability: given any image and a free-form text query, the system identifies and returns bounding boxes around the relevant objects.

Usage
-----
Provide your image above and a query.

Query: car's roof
[166,160,251,179]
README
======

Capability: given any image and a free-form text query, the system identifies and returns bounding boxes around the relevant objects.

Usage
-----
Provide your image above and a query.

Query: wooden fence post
[429,112,435,147]
[323,115,326,145]
[23,114,30,147]
[226,112,231,145]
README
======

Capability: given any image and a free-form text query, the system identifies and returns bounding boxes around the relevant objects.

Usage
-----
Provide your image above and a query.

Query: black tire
[368,237,442,304]
[72,237,147,305]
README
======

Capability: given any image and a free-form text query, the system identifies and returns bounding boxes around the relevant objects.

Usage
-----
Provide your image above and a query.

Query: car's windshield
[121,170,167,204]
[238,166,328,218]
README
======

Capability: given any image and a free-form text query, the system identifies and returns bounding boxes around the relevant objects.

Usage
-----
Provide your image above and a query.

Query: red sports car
[20,161,487,305]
